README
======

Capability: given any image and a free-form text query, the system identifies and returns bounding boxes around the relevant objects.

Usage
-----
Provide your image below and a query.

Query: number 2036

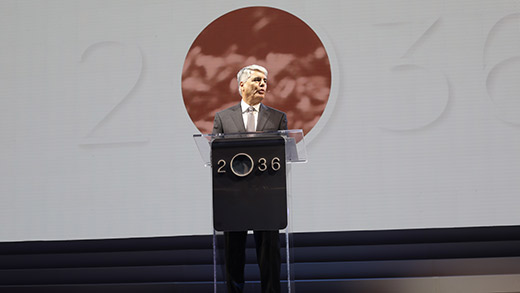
[217,157,281,174]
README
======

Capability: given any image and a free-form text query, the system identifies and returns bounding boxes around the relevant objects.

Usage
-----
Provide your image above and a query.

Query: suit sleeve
[279,112,288,131]
[212,112,223,134]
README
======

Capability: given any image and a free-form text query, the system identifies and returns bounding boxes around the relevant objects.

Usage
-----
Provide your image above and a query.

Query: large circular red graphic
[182,7,331,135]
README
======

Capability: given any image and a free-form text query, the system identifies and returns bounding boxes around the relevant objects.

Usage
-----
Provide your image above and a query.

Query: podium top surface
[194,129,307,167]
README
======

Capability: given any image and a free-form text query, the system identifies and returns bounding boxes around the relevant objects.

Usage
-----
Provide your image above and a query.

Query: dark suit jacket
[212,103,288,134]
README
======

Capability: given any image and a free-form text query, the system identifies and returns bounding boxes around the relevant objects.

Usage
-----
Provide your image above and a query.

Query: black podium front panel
[211,136,287,231]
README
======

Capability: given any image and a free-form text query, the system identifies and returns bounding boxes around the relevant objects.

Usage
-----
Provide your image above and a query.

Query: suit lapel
[257,104,271,131]
[230,104,246,132]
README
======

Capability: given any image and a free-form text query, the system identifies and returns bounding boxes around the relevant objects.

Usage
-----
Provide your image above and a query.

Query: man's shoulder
[261,104,286,116]
[215,103,241,116]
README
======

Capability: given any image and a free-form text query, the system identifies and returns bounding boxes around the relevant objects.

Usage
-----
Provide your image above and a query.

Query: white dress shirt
[241,99,260,131]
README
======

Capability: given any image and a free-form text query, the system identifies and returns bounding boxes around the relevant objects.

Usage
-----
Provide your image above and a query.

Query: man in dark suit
[213,65,287,293]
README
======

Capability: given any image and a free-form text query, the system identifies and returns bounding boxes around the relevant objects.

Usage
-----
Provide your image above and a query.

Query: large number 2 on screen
[78,42,147,145]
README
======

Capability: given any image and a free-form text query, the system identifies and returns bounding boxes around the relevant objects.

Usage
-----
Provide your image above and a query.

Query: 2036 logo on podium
[216,152,282,177]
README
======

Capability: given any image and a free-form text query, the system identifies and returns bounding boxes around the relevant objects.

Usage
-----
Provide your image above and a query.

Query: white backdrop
[1,0,520,241]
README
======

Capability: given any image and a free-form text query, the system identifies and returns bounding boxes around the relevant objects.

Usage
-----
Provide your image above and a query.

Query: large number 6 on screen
[484,13,520,125]
[78,42,147,145]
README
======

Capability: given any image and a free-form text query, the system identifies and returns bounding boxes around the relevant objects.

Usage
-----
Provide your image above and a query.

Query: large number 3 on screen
[375,18,450,132]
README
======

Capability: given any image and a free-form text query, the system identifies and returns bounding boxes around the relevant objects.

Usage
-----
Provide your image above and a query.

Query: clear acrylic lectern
[194,130,307,293]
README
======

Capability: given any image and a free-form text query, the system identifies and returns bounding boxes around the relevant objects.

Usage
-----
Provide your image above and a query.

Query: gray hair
[237,64,268,95]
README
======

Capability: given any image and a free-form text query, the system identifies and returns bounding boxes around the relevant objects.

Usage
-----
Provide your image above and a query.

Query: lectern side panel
[211,137,287,231]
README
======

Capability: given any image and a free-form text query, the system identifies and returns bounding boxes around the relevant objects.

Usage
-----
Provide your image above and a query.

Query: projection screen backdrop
[1,0,520,241]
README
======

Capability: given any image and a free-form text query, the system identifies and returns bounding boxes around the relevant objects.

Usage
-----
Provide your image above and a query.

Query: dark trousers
[224,230,281,293]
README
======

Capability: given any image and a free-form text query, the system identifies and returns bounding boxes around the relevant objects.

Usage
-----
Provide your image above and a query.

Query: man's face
[240,70,267,106]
